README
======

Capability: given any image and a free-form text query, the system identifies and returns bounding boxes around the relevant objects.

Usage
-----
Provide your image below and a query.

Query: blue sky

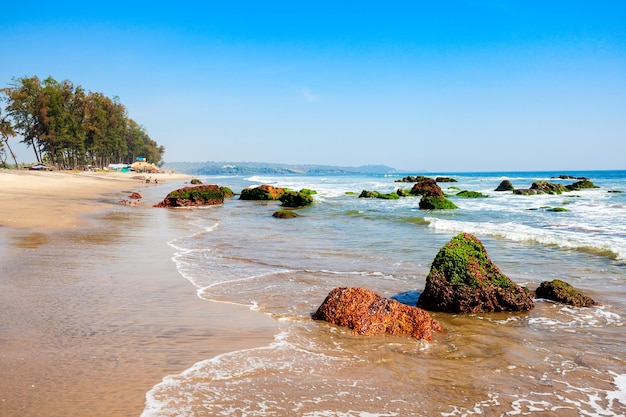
[1,1,625,171]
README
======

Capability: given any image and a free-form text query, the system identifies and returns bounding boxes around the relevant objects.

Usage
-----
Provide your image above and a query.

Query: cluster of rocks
[154,183,315,219]
[360,178,458,210]
[313,233,598,341]
[494,179,599,195]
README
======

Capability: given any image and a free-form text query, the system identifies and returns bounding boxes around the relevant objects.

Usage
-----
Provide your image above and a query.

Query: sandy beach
[0,169,277,416]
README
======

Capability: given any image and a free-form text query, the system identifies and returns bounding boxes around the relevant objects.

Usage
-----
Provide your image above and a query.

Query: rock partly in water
[313,287,441,340]
[455,190,488,198]
[395,175,428,183]
[410,178,458,210]
[410,178,441,196]
[514,181,569,195]
[436,176,457,183]
[535,280,598,307]
[279,190,314,207]
[240,184,285,200]
[566,179,599,191]
[494,180,515,192]
[154,185,225,207]
[129,192,142,199]
[272,209,299,219]
[190,178,203,184]
[417,233,534,313]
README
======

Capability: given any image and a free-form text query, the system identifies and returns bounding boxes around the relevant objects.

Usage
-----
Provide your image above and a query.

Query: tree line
[0,76,164,169]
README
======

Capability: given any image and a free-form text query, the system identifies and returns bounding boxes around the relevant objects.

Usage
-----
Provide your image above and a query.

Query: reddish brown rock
[129,192,142,199]
[410,178,443,197]
[240,184,285,200]
[313,287,441,341]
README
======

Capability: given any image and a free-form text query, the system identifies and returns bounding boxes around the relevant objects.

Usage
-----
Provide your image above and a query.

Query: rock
[396,188,411,197]
[359,190,400,200]
[279,190,314,207]
[359,190,379,198]
[455,190,488,198]
[566,179,599,191]
[535,280,598,307]
[410,178,442,196]
[154,185,225,207]
[419,195,458,210]
[494,180,515,191]
[395,175,427,183]
[272,209,299,219]
[240,184,285,200]
[190,178,203,184]
[514,181,569,195]
[220,186,235,198]
[313,287,441,340]
[128,192,142,199]
[436,177,457,183]
[417,233,534,313]
[412,179,458,210]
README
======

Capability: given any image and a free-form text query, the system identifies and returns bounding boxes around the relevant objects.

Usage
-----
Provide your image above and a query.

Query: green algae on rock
[417,233,534,313]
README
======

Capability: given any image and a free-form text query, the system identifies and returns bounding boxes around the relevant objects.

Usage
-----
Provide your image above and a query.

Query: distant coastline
[162,161,625,178]
[162,161,399,176]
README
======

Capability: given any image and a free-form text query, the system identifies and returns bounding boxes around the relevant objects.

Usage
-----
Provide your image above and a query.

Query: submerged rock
[535,280,598,307]
[417,233,534,313]
[313,287,441,341]
[272,209,299,219]
[154,185,225,207]
[436,177,457,183]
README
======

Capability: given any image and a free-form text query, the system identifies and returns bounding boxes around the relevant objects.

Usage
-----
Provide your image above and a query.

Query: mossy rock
[419,195,458,210]
[279,190,314,207]
[240,184,285,200]
[417,233,534,313]
[396,188,411,197]
[566,180,599,191]
[299,188,317,195]
[535,279,597,307]
[190,178,203,185]
[436,176,457,183]
[455,190,488,198]
[377,192,400,200]
[220,186,235,198]
[272,209,299,219]
[154,185,225,207]
[359,190,379,198]
[548,207,568,212]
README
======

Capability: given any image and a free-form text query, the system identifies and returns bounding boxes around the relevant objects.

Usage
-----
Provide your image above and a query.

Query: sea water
[142,171,626,416]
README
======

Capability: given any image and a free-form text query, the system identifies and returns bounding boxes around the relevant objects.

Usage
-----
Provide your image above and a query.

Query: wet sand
[0,170,277,416]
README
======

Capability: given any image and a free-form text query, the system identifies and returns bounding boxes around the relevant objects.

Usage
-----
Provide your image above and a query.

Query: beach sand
[0,170,277,416]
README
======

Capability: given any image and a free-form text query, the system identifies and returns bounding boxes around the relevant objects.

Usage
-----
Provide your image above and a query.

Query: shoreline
[0,169,278,416]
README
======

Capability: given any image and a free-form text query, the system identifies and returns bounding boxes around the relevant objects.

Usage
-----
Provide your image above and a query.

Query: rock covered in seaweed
[514,181,568,195]
[535,280,598,307]
[313,287,441,341]
[272,209,299,219]
[417,233,534,313]
[240,184,285,200]
[154,185,226,207]
[279,190,314,207]
[410,178,458,210]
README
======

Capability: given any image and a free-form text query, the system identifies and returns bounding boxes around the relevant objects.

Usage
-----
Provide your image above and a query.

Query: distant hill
[162,161,398,176]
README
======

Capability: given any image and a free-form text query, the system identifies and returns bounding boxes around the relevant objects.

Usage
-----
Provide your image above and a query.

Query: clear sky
[1,1,625,172]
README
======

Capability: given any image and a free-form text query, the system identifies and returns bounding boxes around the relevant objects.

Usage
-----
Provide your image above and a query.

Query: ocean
[141,170,626,416]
